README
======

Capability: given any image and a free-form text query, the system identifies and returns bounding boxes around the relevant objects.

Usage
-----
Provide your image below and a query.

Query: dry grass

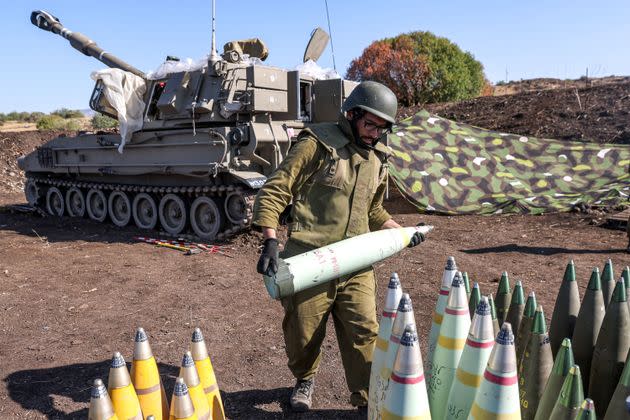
[0,117,92,133]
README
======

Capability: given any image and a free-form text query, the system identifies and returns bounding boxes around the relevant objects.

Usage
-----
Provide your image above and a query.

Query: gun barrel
[31,10,146,78]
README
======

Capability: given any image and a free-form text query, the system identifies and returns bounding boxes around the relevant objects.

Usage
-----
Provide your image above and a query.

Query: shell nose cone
[182,351,195,367]
[133,327,153,360]
[388,272,400,288]
[192,327,204,342]
[134,327,147,342]
[91,378,107,398]
[445,256,457,270]
[111,352,125,368]
[191,327,210,360]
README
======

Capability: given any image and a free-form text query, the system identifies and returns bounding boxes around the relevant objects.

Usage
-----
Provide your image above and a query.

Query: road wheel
[159,194,187,235]
[224,191,251,224]
[132,193,158,230]
[108,191,132,227]
[86,189,108,222]
[25,179,41,206]
[190,196,223,240]
[46,187,64,216]
[65,187,86,217]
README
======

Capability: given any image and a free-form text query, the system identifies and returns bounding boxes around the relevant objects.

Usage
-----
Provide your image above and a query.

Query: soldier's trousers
[280,240,379,406]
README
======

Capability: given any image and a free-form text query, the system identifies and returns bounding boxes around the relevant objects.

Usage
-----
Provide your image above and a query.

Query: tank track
[25,175,256,241]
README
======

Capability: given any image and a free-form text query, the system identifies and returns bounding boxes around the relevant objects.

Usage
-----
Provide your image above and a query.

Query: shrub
[36,115,66,130]
[346,31,488,106]
[36,115,82,131]
[27,112,46,123]
[64,119,81,131]
[6,111,21,121]
[51,108,84,119]
[91,114,119,130]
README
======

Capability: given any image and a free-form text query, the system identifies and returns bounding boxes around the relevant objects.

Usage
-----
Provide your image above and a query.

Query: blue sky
[1,1,629,113]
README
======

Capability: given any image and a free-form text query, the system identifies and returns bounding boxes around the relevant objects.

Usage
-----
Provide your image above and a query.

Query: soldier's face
[355,113,389,145]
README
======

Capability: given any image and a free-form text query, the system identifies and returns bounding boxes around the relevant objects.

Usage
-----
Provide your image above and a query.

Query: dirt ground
[0,190,628,419]
[1,77,629,419]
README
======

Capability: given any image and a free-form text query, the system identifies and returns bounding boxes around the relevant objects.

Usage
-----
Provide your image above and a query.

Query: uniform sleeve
[368,173,392,231]
[252,137,321,230]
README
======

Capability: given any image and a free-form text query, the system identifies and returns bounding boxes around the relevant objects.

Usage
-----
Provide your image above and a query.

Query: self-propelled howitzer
[18,10,356,240]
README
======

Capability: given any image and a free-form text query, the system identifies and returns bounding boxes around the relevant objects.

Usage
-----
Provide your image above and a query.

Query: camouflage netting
[388,110,630,215]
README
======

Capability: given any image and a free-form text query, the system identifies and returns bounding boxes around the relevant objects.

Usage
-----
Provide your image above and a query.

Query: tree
[346,31,489,106]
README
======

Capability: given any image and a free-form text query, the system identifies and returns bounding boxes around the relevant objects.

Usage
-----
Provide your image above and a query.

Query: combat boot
[290,378,314,412]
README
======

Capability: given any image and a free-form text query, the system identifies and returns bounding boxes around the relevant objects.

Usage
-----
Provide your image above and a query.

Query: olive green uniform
[252,114,391,406]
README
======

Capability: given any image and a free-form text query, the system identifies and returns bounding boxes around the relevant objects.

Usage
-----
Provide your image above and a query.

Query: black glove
[257,238,279,276]
[278,204,294,226]
[408,223,426,248]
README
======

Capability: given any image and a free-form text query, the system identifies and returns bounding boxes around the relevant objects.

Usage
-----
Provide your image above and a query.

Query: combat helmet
[342,81,398,124]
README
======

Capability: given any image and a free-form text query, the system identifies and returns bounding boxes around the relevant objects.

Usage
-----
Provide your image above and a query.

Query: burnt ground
[0,77,629,419]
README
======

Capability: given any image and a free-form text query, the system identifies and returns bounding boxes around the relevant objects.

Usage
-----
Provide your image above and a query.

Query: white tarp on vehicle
[90,68,146,153]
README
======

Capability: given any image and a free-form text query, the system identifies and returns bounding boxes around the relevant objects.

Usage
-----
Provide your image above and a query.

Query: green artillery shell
[463,271,471,298]
[601,259,615,308]
[519,305,553,420]
[496,271,512,326]
[549,365,585,420]
[535,338,576,420]
[572,267,605,396]
[589,278,629,418]
[469,282,482,320]
[575,398,596,420]
[516,291,537,363]
[505,280,525,341]
[549,260,580,357]
[603,347,630,419]
[623,266,630,309]
[488,294,501,338]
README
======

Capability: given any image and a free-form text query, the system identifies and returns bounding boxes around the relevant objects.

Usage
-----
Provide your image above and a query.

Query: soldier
[252,81,424,413]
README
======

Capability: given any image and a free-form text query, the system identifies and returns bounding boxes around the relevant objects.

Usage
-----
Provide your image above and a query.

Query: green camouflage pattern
[388,110,630,214]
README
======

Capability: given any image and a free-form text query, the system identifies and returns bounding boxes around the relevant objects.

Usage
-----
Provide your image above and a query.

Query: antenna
[324,0,337,72]
[209,0,220,64]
